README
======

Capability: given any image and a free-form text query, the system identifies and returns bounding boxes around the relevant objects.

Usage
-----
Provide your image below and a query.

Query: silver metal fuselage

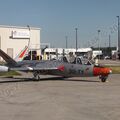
[12,60,94,77]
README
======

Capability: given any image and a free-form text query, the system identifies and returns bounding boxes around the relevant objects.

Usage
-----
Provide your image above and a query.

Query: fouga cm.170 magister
[0,48,112,82]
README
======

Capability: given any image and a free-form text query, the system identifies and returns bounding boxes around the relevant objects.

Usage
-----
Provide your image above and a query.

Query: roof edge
[0,25,41,30]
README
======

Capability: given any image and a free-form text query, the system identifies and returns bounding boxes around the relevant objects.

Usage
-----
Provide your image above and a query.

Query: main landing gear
[99,75,108,82]
[33,71,41,81]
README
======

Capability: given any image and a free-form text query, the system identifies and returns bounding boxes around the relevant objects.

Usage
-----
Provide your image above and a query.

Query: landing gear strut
[99,75,108,82]
[33,71,41,81]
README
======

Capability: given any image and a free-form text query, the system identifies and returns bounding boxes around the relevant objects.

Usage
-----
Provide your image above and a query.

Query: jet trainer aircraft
[0,48,112,82]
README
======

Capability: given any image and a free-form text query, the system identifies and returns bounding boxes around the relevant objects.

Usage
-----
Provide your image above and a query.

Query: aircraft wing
[10,65,64,71]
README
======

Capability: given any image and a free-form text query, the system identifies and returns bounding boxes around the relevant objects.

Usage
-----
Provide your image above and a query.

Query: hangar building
[0,25,40,61]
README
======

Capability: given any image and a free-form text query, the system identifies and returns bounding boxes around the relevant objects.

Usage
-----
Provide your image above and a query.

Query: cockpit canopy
[58,56,92,65]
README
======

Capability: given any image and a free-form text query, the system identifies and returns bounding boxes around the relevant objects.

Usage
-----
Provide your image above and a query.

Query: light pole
[65,36,68,48]
[27,25,31,60]
[109,34,111,57]
[27,25,30,47]
[109,34,111,48]
[116,16,120,59]
[98,30,101,60]
[75,28,78,53]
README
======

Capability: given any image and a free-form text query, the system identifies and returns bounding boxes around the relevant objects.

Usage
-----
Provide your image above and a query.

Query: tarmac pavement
[0,74,120,120]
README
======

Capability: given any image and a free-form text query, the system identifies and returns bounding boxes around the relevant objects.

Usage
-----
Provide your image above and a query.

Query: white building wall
[0,25,40,60]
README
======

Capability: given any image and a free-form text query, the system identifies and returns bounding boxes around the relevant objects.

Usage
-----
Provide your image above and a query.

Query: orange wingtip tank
[93,67,112,76]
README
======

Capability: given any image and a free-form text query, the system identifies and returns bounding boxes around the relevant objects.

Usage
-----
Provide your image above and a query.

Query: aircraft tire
[35,75,41,81]
[100,76,107,82]
[101,78,106,82]
[33,72,41,81]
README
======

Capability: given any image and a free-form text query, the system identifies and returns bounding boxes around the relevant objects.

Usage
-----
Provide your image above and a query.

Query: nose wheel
[99,75,108,82]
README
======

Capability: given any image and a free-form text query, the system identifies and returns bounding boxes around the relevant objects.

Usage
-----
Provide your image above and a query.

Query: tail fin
[0,49,17,66]
[15,46,28,61]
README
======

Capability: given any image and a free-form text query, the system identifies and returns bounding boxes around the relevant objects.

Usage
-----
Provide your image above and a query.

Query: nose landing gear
[99,75,108,82]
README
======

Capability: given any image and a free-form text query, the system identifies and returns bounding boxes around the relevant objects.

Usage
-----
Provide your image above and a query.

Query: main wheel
[33,71,41,81]
[99,76,108,82]
[101,77,107,82]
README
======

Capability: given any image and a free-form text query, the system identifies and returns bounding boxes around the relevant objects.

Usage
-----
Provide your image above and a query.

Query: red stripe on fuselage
[57,65,65,71]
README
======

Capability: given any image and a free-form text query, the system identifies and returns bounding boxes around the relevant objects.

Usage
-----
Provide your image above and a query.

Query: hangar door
[7,48,13,58]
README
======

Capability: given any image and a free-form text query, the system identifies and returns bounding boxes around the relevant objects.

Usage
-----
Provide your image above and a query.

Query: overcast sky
[0,0,120,48]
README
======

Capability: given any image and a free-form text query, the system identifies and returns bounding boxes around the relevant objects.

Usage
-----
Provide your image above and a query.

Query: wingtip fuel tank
[0,66,9,72]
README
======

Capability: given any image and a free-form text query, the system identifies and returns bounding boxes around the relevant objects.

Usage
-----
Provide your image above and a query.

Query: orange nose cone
[93,67,112,76]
